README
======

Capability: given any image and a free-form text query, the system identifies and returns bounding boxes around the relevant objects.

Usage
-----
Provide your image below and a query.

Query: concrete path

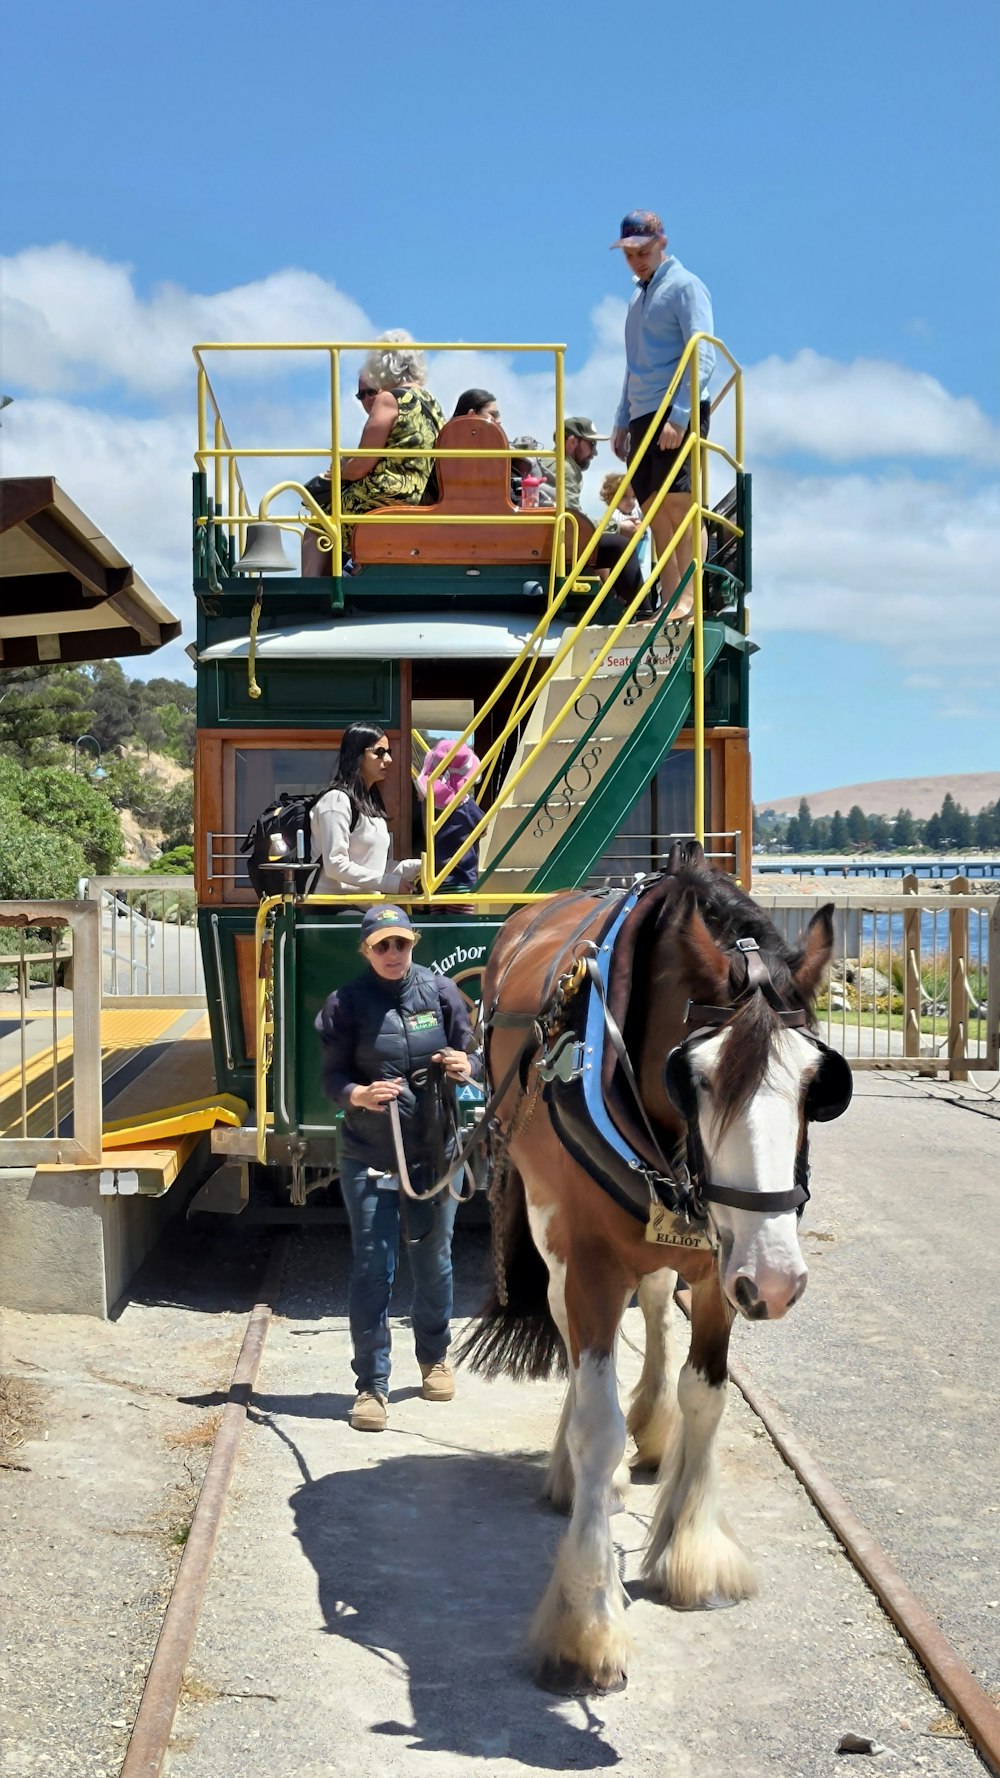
[165,1151,993,1777]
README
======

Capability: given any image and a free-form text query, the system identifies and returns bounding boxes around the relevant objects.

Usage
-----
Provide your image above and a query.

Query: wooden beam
[107,578,164,647]
[21,512,111,599]
[0,477,57,535]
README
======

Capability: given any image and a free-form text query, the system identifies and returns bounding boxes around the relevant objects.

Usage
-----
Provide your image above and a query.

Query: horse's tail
[456,1162,566,1381]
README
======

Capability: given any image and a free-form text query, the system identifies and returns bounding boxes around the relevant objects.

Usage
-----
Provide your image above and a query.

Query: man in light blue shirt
[610,211,714,616]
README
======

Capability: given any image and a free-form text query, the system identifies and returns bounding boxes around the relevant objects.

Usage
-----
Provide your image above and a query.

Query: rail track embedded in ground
[116,1247,1000,1778]
[118,1233,291,1778]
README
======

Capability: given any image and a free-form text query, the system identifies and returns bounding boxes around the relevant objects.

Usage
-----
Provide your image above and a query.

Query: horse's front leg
[531,1254,630,1694]
[627,1265,681,1471]
[642,1275,757,1608]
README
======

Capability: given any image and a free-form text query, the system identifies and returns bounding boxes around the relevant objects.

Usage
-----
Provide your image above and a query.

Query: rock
[837,1732,889,1755]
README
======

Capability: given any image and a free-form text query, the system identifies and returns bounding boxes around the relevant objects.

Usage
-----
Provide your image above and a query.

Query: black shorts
[627,400,711,504]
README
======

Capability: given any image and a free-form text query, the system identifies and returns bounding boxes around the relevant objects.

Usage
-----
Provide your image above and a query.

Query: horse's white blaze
[628,1269,681,1469]
[642,1362,757,1607]
[529,1350,630,1684]
[696,1027,813,1318]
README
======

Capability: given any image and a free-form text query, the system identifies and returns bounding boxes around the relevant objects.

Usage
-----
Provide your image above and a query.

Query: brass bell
[235,523,294,573]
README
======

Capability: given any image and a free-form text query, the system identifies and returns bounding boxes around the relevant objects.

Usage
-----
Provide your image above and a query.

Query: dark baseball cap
[360,904,416,943]
[610,210,665,249]
[563,416,609,442]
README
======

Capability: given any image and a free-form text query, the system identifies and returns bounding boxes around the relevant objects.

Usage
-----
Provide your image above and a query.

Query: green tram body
[190,338,753,1192]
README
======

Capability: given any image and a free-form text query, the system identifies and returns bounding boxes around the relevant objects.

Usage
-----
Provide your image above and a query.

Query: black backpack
[240,790,357,897]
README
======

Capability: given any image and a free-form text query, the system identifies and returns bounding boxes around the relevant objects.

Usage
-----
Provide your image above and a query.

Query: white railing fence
[0,901,103,1165]
[758,880,1000,1077]
[81,876,205,1007]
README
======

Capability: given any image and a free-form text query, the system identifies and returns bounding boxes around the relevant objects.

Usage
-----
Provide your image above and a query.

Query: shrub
[147,846,195,875]
[0,814,87,900]
[17,767,124,875]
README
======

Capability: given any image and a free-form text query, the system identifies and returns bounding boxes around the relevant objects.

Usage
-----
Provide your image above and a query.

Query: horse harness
[483,879,853,1247]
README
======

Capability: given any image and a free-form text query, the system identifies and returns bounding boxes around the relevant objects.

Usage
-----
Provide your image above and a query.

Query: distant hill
[757,773,1000,820]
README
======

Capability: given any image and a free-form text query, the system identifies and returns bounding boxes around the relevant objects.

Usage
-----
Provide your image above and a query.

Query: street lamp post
[73,735,107,780]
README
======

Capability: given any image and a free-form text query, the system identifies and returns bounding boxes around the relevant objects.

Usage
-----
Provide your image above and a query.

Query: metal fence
[0,901,103,1165]
[757,879,1000,1077]
[81,876,205,1007]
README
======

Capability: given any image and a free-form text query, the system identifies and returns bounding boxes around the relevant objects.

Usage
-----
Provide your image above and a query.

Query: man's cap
[563,416,609,443]
[361,904,416,942]
[610,210,665,249]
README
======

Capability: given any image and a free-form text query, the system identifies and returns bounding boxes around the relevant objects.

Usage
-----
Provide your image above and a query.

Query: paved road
[735,1072,1000,1700]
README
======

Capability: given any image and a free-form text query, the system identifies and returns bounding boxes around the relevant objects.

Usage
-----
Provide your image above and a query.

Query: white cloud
[751,465,1000,690]
[2,244,372,401]
[746,349,1000,463]
[2,248,998,725]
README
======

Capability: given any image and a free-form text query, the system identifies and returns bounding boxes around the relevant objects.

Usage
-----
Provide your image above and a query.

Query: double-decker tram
[191,335,752,1206]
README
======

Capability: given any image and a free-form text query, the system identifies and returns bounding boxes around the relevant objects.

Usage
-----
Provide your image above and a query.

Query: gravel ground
[0,1225,273,1777]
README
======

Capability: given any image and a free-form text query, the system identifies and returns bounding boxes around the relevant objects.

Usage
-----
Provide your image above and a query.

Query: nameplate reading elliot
[644,1204,714,1251]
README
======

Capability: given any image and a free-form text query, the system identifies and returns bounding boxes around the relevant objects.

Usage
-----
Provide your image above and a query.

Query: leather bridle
[663,936,853,1222]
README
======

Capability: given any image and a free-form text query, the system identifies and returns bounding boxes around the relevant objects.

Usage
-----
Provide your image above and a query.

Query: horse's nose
[734,1268,808,1320]
[734,1275,769,1319]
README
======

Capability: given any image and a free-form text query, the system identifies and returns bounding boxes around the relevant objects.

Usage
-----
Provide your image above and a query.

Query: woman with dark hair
[311,721,420,898]
[452,388,501,422]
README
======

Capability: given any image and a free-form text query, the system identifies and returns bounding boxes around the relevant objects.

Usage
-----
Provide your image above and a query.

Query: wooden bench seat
[351,415,571,568]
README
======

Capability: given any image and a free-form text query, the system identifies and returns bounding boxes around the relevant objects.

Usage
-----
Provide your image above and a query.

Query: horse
[459,844,852,1696]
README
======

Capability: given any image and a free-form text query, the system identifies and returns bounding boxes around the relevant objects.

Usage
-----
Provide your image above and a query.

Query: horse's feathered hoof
[535,1656,628,1697]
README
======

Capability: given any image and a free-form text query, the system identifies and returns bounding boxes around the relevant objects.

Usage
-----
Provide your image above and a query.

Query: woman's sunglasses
[356,386,377,402]
[368,935,414,954]
[367,745,392,759]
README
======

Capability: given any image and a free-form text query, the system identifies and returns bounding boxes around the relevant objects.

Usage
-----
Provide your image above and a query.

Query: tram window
[232,747,339,887]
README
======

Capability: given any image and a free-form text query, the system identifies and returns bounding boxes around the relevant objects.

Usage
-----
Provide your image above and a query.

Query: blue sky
[2,0,997,801]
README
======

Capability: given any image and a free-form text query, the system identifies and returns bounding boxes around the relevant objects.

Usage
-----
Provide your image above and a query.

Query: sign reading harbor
[286,913,506,1136]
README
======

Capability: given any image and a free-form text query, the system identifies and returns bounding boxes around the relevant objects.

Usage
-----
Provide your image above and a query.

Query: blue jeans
[339,1159,459,1397]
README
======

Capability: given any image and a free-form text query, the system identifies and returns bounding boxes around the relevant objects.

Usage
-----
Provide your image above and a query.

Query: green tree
[923,812,942,849]
[160,779,194,848]
[812,816,831,850]
[0,667,93,766]
[80,661,141,750]
[829,809,848,850]
[18,767,124,874]
[975,803,999,848]
[868,815,891,849]
[156,702,196,766]
[796,798,814,851]
[846,804,870,845]
[784,816,801,851]
[102,755,168,825]
[893,807,916,848]
[133,709,166,757]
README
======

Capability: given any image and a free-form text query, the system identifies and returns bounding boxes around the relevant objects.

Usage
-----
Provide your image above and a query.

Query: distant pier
[753,854,1000,881]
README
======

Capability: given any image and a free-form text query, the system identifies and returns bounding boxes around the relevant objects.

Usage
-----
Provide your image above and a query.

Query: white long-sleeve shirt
[310,788,419,897]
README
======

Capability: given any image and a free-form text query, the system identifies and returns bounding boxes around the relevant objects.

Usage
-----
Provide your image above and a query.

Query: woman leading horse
[461,844,851,1695]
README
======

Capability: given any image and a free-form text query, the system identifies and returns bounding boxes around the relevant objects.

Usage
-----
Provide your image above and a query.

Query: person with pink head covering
[416,740,485,897]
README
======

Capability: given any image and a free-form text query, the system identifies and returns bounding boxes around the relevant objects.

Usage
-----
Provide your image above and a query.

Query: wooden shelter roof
[0,477,180,668]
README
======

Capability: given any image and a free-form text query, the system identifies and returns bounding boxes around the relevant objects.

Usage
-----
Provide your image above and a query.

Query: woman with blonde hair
[307,330,445,558]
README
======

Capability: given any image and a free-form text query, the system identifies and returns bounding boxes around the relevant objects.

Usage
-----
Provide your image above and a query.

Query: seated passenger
[510,434,546,510]
[416,740,485,897]
[311,721,421,899]
[543,416,649,620]
[452,388,502,424]
[307,330,444,558]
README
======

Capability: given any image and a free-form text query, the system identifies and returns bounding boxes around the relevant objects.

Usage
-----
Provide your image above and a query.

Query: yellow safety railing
[420,333,743,884]
[199,334,743,894]
[193,341,569,579]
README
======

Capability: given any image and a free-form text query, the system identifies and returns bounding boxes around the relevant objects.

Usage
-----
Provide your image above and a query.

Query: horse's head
[657,885,850,1321]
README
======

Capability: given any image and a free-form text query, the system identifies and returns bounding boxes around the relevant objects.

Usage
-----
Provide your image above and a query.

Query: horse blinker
[804,1042,853,1123]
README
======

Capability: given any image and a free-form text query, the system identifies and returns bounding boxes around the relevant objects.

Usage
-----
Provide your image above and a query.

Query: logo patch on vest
[405,1011,439,1032]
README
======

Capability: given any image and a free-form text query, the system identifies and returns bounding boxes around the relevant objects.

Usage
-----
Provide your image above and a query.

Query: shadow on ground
[287,1438,623,1770]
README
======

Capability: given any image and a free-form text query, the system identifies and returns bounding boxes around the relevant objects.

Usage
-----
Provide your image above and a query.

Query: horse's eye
[693,1073,712,1095]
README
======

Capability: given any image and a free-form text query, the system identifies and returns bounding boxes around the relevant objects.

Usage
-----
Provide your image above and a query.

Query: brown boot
[349,1390,388,1432]
[418,1360,455,1402]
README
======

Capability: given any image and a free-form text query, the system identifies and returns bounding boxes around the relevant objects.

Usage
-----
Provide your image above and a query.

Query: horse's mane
[650,850,820,1134]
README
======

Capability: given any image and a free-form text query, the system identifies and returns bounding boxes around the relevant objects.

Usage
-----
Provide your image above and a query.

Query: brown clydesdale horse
[460,845,851,1695]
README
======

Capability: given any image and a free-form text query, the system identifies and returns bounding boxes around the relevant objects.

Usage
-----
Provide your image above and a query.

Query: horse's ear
[791,904,835,1000]
[683,840,706,869]
[670,887,730,1001]
[664,842,686,876]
